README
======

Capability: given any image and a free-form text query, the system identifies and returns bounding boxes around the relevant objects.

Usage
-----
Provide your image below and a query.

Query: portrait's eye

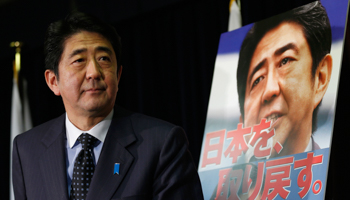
[280,58,291,66]
[74,58,84,63]
[252,76,264,89]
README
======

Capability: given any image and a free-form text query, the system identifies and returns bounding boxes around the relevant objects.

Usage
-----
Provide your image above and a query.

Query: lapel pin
[114,163,120,175]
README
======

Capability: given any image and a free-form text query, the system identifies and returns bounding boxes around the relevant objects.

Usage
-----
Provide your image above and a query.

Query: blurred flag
[11,78,32,139]
[10,44,32,200]
[228,0,242,31]
[10,78,32,199]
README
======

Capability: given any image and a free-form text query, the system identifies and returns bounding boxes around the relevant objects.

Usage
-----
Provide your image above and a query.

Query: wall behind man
[0,0,229,198]
[1,0,348,199]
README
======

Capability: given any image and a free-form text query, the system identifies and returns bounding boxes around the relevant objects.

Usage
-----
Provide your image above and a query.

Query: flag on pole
[10,42,32,200]
[11,79,32,137]
[228,0,242,31]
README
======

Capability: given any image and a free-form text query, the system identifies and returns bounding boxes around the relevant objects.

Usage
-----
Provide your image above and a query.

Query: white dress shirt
[65,109,113,195]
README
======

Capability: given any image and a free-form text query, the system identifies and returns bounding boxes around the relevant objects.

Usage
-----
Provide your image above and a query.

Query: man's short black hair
[44,12,122,80]
[236,1,331,132]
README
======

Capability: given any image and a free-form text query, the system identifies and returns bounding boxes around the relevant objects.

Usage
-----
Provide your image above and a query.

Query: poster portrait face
[198,0,348,199]
[243,21,332,157]
[235,1,334,159]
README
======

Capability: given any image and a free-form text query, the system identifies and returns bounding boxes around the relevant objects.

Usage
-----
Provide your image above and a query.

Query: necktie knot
[77,133,98,150]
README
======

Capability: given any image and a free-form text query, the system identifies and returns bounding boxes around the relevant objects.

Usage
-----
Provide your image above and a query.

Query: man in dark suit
[12,12,203,200]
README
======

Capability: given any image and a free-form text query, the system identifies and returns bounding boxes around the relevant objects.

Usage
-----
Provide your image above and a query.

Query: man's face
[51,31,121,118]
[243,22,317,155]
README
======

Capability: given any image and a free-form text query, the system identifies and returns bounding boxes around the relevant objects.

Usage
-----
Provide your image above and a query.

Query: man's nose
[86,59,103,80]
[261,70,280,104]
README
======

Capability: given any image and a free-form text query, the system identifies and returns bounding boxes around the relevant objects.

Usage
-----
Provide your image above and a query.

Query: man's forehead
[62,31,115,55]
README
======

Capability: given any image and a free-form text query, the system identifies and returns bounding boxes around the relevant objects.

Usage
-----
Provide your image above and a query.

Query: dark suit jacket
[12,106,204,200]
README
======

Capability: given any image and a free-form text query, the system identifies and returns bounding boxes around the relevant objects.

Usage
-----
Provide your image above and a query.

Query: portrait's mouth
[265,113,280,125]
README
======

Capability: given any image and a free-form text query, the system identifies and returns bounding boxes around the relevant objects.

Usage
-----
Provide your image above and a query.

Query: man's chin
[82,103,112,115]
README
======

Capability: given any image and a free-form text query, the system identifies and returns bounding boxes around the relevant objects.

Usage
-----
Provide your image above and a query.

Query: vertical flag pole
[10,41,23,82]
[9,41,23,200]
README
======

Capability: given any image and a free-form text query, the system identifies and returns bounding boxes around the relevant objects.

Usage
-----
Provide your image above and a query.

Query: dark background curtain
[0,0,348,199]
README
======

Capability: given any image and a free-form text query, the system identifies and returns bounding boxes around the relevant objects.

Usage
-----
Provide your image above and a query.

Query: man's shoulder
[112,106,186,146]
[115,106,178,132]
[15,114,65,143]
[132,113,176,129]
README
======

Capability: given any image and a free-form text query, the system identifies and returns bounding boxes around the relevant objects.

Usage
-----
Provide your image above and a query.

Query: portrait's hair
[44,12,122,79]
[237,1,331,132]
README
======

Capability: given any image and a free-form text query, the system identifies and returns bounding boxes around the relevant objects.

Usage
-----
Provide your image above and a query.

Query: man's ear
[239,115,243,124]
[45,69,61,96]
[314,54,332,108]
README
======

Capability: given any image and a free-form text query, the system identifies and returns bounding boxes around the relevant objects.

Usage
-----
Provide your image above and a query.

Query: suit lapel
[39,114,69,200]
[87,109,136,200]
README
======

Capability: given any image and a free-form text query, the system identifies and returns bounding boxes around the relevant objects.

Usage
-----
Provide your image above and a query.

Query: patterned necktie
[70,133,99,200]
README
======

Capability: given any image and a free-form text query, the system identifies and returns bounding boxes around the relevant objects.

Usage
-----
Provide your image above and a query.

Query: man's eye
[252,76,264,88]
[99,56,111,62]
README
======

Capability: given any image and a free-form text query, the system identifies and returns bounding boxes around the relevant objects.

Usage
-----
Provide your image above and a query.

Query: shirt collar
[66,109,114,148]
[304,136,313,152]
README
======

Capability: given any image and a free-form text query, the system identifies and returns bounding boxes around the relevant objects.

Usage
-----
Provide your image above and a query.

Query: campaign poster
[198,0,349,199]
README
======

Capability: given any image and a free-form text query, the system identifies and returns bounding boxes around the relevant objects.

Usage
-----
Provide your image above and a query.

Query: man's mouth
[83,87,106,94]
[265,113,280,124]
[87,88,104,91]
